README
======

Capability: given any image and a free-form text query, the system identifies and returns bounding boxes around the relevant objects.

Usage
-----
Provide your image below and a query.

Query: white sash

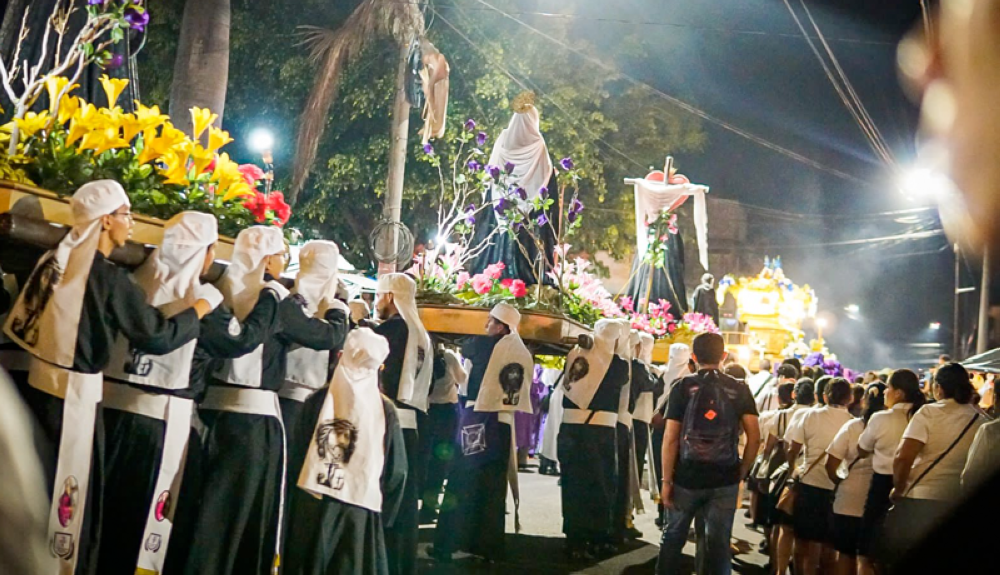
[28,358,102,575]
[561,408,618,428]
[634,391,654,424]
[213,345,264,389]
[101,382,193,575]
[396,407,418,430]
[105,336,197,391]
[281,346,329,401]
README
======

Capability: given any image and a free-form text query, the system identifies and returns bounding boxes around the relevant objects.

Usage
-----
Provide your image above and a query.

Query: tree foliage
[138,0,705,269]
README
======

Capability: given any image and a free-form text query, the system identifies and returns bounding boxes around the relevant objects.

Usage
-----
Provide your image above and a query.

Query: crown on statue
[512,91,537,113]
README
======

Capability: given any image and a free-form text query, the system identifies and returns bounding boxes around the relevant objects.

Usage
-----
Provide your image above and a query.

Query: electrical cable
[468,0,875,187]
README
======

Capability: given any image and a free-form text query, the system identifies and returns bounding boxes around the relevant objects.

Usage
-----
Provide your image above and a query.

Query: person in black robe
[631,338,656,496]
[373,273,433,575]
[691,273,720,326]
[283,328,408,575]
[418,348,463,525]
[182,226,348,575]
[559,320,629,560]
[3,181,213,575]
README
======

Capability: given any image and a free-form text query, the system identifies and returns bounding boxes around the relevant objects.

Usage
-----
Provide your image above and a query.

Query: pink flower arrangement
[456,271,471,290]
[682,312,721,334]
[548,256,623,319]
[472,275,494,295]
[484,262,506,280]
[455,261,529,302]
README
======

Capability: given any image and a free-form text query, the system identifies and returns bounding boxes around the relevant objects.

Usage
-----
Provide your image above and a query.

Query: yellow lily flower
[190,107,218,140]
[99,74,130,109]
[119,113,143,144]
[182,140,216,175]
[15,111,52,139]
[45,76,79,112]
[65,103,105,147]
[134,102,168,132]
[221,180,255,202]
[57,95,81,125]
[136,124,189,165]
[159,151,191,186]
[79,126,129,156]
[206,126,234,153]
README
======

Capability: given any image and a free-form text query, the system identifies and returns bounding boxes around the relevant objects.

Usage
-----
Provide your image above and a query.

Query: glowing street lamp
[816,317,828,341]
[899,167,953,203]
[249,127,275,195]
[929,322,942,330]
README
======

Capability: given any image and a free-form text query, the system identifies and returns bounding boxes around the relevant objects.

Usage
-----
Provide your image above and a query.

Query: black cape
[625,232,687,321]
[559,355,629,548]
[433,336,510,560]
[282,394,408,575]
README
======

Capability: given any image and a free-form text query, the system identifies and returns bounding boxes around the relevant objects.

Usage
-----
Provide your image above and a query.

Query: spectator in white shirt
[856,369,925,570]
[747,358,774,399]
[885,363,985,566]
[826,382,886,575]
[962,418,1000,491]
[758,363,799,413]
[785,378,854,575]
[765,379,814,575]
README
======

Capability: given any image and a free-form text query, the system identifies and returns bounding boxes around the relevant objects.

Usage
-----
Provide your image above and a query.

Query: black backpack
[679,371,741,466]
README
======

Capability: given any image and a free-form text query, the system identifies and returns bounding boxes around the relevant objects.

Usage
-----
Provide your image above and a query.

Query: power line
[385,1,899,46]
[468,0,876,187]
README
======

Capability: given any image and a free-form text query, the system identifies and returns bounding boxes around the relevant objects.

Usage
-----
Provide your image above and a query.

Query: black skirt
[793,484,834,542]
[831,513,863,556]
[559,423,617,546]
[861,472,893,557]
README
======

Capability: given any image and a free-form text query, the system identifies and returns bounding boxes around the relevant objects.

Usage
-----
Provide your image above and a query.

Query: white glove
[193,283,224,311]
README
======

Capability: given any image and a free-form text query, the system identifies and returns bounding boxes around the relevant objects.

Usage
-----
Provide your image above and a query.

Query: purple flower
[476,131,487,146]
[569,198,584,214]
[487,165,501,180]
[467,160,482,172]
[464,118,476,131]
[512,222,523,232]
[466,203,476,212]
[87,0,105,5]
[536,214,549,227]
[504,161,515,174]
[466,213,476,225]
[560,157,575,170]
[539,186,548,199]
[515,187,527,200]
[423,143,434,155]
[104,53,126,70]
[124,7,149,31]
[567,211,578,224]
[495,197,508,212]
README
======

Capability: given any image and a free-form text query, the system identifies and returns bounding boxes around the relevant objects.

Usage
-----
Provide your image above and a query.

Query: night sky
[520,0,955,369]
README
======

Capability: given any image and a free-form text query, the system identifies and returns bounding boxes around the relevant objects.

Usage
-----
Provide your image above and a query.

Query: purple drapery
[515,365,547,451]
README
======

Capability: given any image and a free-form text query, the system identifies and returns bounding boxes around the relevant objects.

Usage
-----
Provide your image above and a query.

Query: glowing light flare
[899,167,954,203]
[248,128,275,153]
[929,322,942,330]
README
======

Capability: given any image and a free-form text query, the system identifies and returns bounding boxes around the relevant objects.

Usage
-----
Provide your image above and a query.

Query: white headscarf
[614,319,633,360]
[428,348,466,405]
[105,212,222,390]
[298,328,389,512]
[216,226,287,320]
[474,303,535,413]
[377,273,433,412]
[487,104,554,203]
[4,180,130,368]
[656,343,692,411]
[293,240,340,315]
[639,333,655,367]
[562,319,620,410]
[133,212,220,317]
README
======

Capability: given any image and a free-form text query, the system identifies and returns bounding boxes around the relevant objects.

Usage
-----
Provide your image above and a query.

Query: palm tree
[169,0,230,135]
[290,0,425,208]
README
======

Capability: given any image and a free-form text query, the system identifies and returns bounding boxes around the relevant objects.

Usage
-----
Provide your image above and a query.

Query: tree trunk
[379,41,411,275]
[169,0,230,135]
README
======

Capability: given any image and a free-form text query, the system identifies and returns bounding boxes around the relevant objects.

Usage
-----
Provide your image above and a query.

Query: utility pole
[380,41,412,276]
[977,247,991,354]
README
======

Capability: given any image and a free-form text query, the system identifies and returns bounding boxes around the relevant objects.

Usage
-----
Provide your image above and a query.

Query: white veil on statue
[487,93,554,203]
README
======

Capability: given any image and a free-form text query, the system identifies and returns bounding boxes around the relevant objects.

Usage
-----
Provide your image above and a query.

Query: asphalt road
[417,459,770,574]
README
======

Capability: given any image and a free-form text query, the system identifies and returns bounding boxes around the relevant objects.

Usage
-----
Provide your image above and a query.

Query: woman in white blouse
[856,369,925,567]
[826,382,885,575]
[885,363,985,564]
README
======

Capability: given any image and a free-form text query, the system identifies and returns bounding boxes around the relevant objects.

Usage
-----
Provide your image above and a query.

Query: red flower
[269,191,291,226]
[510,279,527,298]
[204,157,217,174]
[238,164,266,186]
[241,191,270,223]
[500,278,514,289]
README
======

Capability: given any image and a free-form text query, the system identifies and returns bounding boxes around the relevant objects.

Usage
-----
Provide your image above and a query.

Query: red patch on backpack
[704,409,717,421]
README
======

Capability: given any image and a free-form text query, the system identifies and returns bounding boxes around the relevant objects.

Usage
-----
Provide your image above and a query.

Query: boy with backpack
[656,333,760,575]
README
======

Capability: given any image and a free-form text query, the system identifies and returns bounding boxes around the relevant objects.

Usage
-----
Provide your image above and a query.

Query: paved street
[417,460,770,574]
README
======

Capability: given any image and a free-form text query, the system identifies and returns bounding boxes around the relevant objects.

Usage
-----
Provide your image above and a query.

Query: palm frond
[289,0,425,204]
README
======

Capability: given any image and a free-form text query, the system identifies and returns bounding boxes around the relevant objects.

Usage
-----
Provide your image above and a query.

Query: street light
[816,317,828,341]
[930,322,942,330]
[249,128,275,195]
[899,167,954,203]
[845,304,860,315]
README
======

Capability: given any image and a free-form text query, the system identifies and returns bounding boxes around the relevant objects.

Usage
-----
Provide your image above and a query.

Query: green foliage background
[138,0,706,270]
